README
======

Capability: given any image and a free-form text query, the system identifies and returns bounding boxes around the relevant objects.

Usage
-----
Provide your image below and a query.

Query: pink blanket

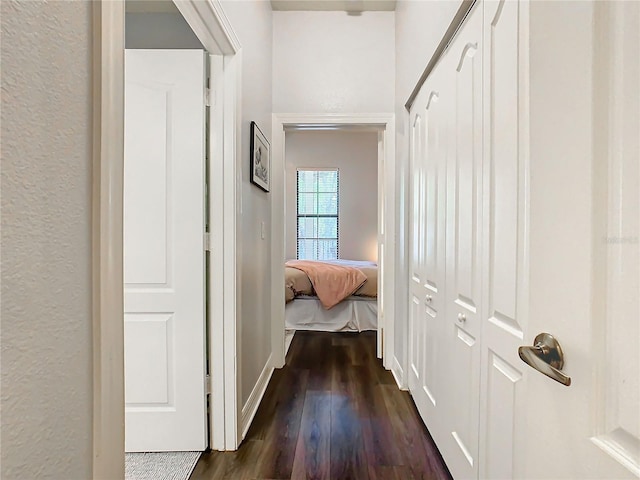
[285,260,367,309]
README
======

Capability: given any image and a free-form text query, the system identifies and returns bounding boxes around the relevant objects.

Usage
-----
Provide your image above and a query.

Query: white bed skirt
[285,296,378,332]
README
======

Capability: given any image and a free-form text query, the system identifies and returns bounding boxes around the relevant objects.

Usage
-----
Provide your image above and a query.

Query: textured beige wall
[1,1,94,478]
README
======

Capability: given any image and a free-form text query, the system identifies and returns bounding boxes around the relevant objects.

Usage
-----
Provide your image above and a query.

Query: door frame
[270,113,396,371]
[92,1,241,476]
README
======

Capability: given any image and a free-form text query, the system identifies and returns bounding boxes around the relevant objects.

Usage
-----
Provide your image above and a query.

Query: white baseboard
[391,355,407,390]
[241,353,274,440]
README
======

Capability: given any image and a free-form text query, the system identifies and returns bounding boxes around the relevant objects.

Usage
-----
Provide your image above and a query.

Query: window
[297,169,339,260]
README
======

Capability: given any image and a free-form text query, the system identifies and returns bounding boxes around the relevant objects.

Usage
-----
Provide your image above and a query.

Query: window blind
[296,169,339,260]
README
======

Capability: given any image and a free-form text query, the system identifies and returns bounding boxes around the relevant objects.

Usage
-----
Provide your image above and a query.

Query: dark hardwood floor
[190,331,452,480]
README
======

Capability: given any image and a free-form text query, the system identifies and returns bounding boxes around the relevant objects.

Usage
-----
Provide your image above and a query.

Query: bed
[284,259,378,332]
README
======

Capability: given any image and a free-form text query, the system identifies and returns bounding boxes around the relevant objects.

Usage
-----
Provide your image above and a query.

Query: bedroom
[283,129,380,341]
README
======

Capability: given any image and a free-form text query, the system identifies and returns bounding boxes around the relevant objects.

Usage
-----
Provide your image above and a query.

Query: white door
[443,5,483,479]
[480,1,639,478]
[124,49,207,452]
[478,1,532,476]
[408,81,429,427]
[408,62,450,449]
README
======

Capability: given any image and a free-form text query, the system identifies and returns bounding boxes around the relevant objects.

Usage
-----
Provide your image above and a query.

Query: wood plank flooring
[190,331,452,480]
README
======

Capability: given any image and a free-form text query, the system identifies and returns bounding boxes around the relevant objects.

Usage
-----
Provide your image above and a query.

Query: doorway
[270,115,397,373]
[282,130,379,347]
[93,0,241,474]
[122,0,238,454]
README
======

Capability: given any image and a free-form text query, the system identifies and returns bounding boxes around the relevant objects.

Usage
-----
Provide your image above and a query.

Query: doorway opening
[282,130,379,350]
[270,115,397,375]
[93,0,241,474]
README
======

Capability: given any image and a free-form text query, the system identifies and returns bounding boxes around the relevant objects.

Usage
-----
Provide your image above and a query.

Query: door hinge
[206,374,212,395]
[204,232,212,252]
[205,88,213,107]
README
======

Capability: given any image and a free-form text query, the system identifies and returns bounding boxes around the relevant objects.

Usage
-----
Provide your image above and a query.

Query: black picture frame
[250,121,270,192]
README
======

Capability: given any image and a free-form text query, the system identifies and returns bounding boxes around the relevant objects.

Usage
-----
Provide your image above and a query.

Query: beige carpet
[125,451,201,480]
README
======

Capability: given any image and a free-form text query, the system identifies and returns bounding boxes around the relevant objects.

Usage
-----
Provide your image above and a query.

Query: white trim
[224,49,243,450]
[275,113,395,127]
[93,0,242,468]
[178,0,241,452]
[207,54,226,451]
[396,107,411,397]
[92,2,125,478]
[377,130,385,359]
[241,354,274,439]
[383,116,396,370]
[174,0,241,55]
[271,114,286,368]
[271,113,396,371]
[391,355,407,391]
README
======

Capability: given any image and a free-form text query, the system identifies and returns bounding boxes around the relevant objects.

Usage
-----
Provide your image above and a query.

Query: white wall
[396,1,462,107]
[285,131,379,262]
[219,0,273,407]
[394,0,462,379]
[273,11,395,113]
[1,1,94,478]
[125,13,204,49]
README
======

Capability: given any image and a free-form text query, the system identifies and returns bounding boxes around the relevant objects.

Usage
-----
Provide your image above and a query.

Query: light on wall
[368,237,378,263]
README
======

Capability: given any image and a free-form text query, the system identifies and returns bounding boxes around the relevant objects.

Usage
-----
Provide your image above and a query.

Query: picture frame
[250,121,270,192]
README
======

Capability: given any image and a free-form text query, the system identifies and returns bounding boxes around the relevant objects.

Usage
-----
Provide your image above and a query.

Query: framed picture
[250,121,270,192]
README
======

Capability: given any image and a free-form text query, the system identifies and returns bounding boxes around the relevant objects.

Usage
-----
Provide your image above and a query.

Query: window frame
[296,168,339,260]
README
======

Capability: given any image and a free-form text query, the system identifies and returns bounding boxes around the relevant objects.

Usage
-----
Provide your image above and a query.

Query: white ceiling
[271,0,396,12]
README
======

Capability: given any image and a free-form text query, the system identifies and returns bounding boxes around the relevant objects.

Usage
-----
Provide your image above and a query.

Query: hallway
[190,331,452,480]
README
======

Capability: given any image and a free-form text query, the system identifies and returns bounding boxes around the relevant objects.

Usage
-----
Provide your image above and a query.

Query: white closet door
[406,2,638,478]
[408,84,429,420]
[443,5,483,479]
[124,49,207,452]
[408,64,451,448]
[478,1,531,476]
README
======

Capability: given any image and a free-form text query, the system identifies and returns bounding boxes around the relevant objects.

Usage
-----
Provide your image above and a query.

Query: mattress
[285,295,378,332]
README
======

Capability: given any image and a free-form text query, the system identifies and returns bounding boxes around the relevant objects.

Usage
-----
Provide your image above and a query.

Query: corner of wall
[220,0,275,411]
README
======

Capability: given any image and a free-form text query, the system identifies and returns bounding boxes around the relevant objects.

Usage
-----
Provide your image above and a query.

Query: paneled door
[124,49,207,452]
[408,83,426,419]
[408,65,450,448]
[480,1,639,478]
[478,1,531,476]
[443,4,483,479]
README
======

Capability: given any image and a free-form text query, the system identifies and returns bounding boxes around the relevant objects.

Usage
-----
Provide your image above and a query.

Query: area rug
[125,451,201,480]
